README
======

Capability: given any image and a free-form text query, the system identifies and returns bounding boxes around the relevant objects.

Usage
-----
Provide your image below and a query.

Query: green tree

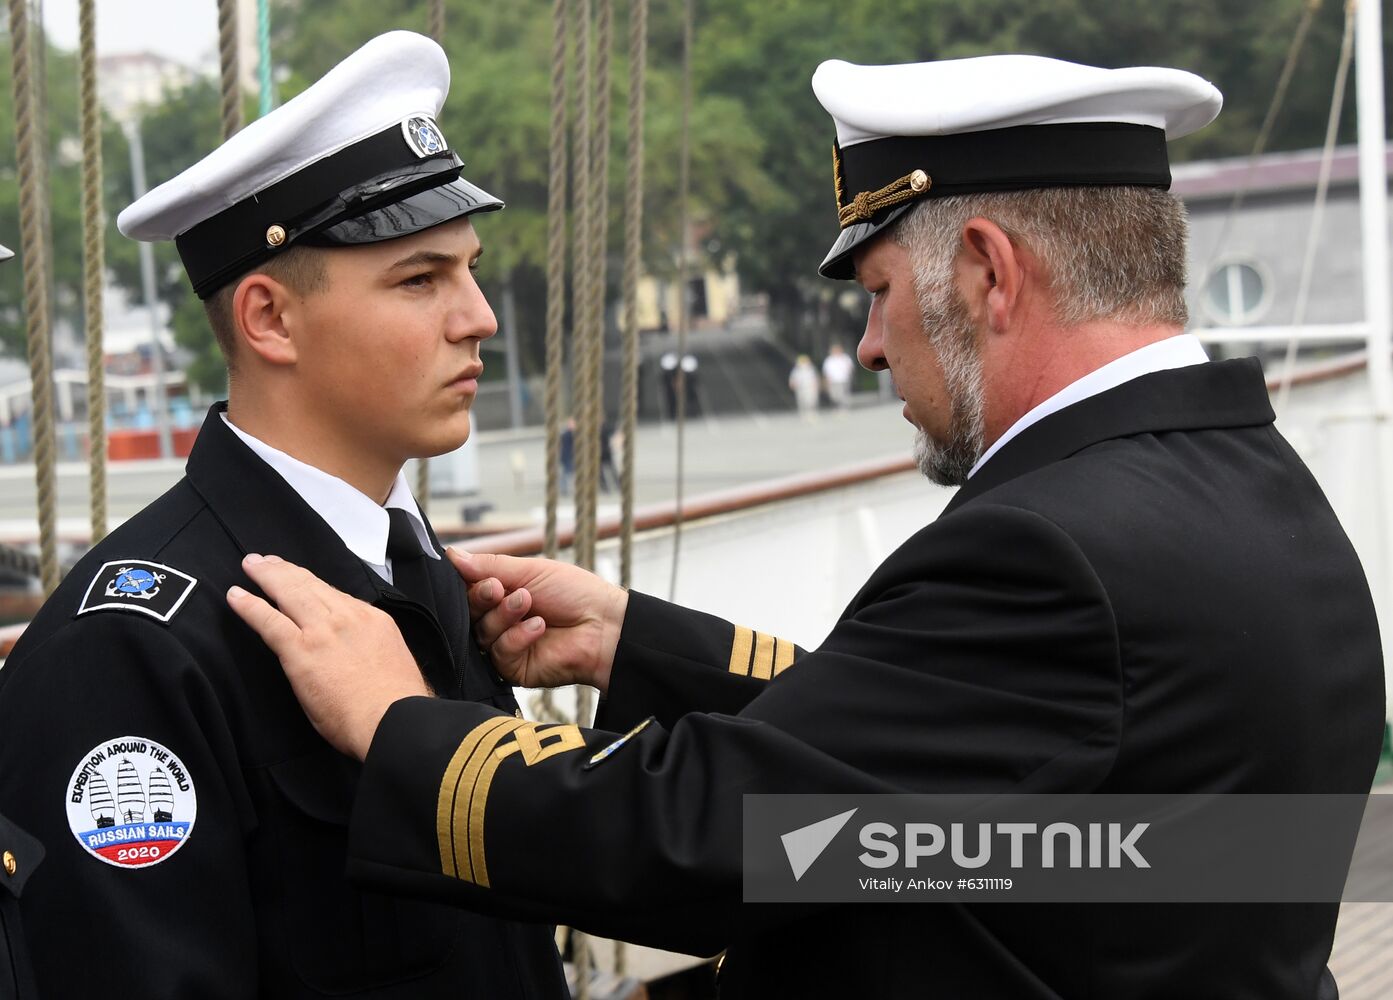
[0,36,114,360]
[270,0,775,379]
[102,79,226,392]
[694,0,1389,354]
[8,1,1385,379]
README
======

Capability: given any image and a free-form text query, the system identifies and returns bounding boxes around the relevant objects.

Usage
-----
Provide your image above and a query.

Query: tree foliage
[0,0,1385,375]
[0,38,123,359]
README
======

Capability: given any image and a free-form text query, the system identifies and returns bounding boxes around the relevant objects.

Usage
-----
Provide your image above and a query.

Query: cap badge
[403,116,447,158]
[837,168,932,228]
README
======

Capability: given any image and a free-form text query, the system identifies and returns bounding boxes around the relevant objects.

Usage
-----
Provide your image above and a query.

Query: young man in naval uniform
[0,243,44,1000]
[232,56,1385,998]
[0,32,565,998]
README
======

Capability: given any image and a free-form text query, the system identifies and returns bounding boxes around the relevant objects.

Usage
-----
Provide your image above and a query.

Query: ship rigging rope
[579,0,613,587]
[543,0,570,567]
[535,0,571,724]
[9,0,61,595]
[79,0,108,545]
[572,9,607,966]
[217,0,243,141]
[667,0,693,602]
[572,0,607,589]
[619,0,648,594]
[534,0,568,758]
[1276,0,1357,414]
[569,0,594,575]
[1199,0,1324,285]
[429,0,446,50]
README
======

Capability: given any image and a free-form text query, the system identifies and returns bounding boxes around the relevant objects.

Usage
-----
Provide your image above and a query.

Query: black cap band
[175,123,469,298]
[833,122,1171,228]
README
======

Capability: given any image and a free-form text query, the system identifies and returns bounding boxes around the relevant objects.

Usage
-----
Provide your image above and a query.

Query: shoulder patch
[76,560,197,624]
[66,735,198,868]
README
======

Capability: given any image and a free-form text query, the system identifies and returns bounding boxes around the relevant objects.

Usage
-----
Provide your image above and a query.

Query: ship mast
[1355,0,1393,721]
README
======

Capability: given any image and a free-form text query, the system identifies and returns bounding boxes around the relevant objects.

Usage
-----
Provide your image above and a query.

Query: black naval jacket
[345,358,1385,998]
[0,406,566,998]
[0,811,42,999]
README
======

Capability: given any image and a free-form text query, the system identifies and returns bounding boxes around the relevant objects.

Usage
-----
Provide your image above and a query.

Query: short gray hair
[890,186,1190,328]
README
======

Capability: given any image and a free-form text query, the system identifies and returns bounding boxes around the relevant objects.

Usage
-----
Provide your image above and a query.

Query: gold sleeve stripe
[449,717,528,884]
[751,631,776,680]
[727,625,755,676]
[446,723,589,889]
[436,715,520,878]
[467,748,513,888]
[773,637,796,676]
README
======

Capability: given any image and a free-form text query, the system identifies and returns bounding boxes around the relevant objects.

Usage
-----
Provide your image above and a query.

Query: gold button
[514,709,523,719]
[3,850,15,877]
[265,224,287,247]
[909,169,930,193]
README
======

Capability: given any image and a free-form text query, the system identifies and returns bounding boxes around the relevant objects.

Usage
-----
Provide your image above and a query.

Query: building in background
[1175,144,1393,350]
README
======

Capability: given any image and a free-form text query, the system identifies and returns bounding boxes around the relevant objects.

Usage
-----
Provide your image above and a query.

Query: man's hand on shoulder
[226,555,428,761]
[448,549,627,694]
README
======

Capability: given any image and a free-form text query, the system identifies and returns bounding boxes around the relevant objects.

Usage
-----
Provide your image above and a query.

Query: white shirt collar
[968,334,1209,479]
[220,414,438,577]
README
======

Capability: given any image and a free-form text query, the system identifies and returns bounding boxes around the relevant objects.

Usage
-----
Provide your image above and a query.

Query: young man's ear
[232,274,299,366]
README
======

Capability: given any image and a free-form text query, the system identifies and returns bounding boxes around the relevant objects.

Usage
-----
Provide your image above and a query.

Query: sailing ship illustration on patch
[65,736,197,868]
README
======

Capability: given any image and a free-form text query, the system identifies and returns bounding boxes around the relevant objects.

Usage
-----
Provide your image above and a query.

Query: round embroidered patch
[65,736,197,869]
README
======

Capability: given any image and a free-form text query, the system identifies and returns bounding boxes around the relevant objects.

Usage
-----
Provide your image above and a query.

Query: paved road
[0,398,919,541]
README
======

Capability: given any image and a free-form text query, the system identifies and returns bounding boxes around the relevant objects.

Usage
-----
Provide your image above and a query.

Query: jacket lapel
[186,405,459,693]
[186,403,386,605]
[943,358,1275,515]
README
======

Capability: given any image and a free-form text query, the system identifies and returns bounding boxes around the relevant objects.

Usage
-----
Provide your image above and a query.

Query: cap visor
[818,203,912,280]
[309,177,504,246]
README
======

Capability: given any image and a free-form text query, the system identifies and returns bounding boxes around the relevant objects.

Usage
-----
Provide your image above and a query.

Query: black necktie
[385,507,436,616]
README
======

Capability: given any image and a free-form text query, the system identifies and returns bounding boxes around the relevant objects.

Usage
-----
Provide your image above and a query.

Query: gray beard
[911,287,986,487]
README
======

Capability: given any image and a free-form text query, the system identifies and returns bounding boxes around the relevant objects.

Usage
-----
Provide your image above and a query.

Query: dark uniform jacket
[0,812,42,999]
[346,358,1385,998]
[0,406,565,998]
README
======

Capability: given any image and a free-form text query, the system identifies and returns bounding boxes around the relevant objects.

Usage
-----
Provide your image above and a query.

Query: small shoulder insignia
[583,717,655,771]
[77,560,198,624]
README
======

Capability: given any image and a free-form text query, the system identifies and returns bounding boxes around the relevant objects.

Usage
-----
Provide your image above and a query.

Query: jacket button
[3,850,15,877]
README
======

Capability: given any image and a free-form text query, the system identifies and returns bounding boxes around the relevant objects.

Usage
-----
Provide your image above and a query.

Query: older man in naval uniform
[233,56,1385,998]
[0,32,565,998]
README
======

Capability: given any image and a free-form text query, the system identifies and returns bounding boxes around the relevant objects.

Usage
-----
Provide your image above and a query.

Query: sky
[42,0,220,71]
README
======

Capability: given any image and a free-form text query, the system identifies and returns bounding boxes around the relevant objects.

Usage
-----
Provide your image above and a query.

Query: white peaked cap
[118,30,502,298]
[810,54,1222,280]
[813,55,1222,147]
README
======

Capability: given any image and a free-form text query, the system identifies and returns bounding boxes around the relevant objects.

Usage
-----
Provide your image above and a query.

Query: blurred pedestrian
[659,352,679,419]
[822,342,855,411]
[559,416,576,496]
[680,353,703,417]
[789,354,820,420]
[599,417,620,494]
